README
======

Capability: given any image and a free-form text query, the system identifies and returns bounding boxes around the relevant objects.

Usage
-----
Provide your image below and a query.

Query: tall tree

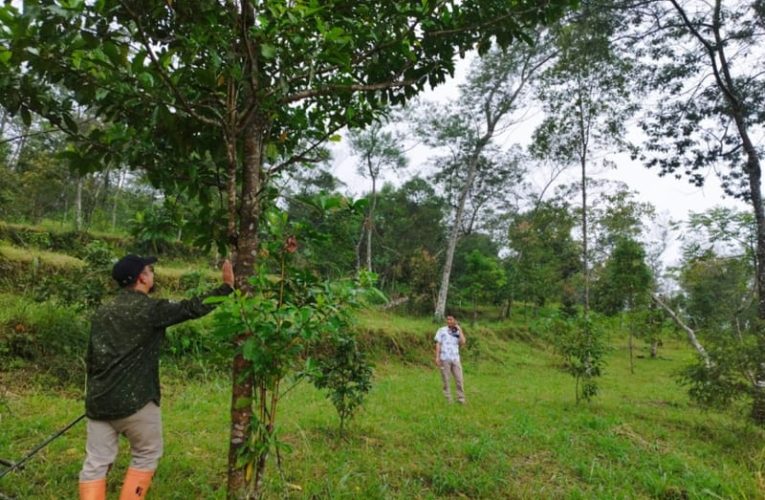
[415,42,551,319]
[372,178,447,296]
[532,1,638,314]
[635,0,765,422]
[0,1,574,495]
[594,237,653,372]
[348,121,407,273]
[507,200,580,307]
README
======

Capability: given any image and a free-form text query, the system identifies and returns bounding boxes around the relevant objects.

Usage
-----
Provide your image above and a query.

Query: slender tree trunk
[75,175,83,231]
[501,298,511,320]
[0,110,8,137]
[355,220,365,275]
[366,175,377,273]
[62,192,69,227]
[581,154,589,315]
[10,124,28,170]
[652,294,711,367]
[650,340,659,358]
[752,370,765,423]
[111,169,124,231]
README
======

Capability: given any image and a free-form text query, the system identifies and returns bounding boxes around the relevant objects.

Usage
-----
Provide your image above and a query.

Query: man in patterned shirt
[434,314,467,404]
[78,255,234,500]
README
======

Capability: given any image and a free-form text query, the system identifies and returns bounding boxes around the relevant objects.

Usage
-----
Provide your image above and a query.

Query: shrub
[0,298,89,386]
[311,334,373,436]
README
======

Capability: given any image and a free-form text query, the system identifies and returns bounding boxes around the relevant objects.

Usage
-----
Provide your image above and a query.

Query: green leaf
[131,51,146,74]
[329,134,342,142]
[265,142,278,161]
[138,72,154,87]
[260,44,276,59]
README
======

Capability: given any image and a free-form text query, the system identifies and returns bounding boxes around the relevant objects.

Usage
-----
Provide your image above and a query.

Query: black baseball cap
[112,255,158,287]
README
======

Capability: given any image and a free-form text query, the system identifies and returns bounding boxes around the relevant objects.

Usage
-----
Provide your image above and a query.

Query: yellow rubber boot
[119,468,154,499]
[79,478,106,500]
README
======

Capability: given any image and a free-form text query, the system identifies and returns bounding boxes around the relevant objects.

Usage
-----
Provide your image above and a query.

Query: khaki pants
[439,359,465,403]
[80,402,163,481]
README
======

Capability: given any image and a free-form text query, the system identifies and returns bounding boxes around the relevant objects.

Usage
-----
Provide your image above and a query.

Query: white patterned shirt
[435,326,462,362]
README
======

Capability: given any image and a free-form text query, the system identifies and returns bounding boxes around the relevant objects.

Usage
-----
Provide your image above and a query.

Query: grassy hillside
[1,231,764,498]
[2,327,764,498]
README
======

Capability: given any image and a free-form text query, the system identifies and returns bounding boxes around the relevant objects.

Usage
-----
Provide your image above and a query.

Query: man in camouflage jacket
[78,255,234,500]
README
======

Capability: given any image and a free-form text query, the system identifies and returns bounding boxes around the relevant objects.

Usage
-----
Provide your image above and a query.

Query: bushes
[0,296,89,386]
[0,222,126,255]
[0,222,202,260]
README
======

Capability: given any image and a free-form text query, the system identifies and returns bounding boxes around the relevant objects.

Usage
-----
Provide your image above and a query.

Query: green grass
[2,331,764,499]
[0,244,84,270]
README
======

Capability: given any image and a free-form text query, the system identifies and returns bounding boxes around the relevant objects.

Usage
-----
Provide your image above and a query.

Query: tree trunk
[434,152,483,320]
[111,169,124,231]
[0,110,8,137]
[75,175,83,231]
[501,298,511,320]
[10,124,28,171]
[581,155,589,315]
[366,176,377,273]
[650,340,658,358]
[355,220,365,275]
[752,368,765,425]
[652,294,711,367]
[226,120,265,499]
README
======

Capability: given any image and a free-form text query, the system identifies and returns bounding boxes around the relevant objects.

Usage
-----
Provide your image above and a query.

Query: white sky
[329,54,749,268]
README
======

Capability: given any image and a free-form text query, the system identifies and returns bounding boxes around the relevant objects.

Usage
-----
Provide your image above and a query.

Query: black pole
[0,413,86,480]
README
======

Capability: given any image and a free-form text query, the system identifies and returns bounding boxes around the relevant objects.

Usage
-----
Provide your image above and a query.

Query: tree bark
[434,152,481,319]
[355,220,365,275]
[652,294,711,367]
[226,119,265,499]
[110,169,125,231]
[75,175,83,231]
[366,174,377,273]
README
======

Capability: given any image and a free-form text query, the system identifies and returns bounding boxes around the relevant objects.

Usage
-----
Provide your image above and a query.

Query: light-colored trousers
[439,359,465,403]
[80,401,163,481]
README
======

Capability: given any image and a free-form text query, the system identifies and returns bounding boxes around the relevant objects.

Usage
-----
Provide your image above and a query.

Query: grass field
[3,329,764,499]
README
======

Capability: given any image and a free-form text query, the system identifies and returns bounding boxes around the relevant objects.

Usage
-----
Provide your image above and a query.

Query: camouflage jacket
[85,284,233,420]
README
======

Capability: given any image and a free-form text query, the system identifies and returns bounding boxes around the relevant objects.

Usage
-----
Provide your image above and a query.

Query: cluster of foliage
[310,334,373,436]
[208,205,377,492]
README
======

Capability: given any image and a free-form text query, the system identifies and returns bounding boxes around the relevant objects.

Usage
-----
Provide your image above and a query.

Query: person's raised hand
[222,259,235,287]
